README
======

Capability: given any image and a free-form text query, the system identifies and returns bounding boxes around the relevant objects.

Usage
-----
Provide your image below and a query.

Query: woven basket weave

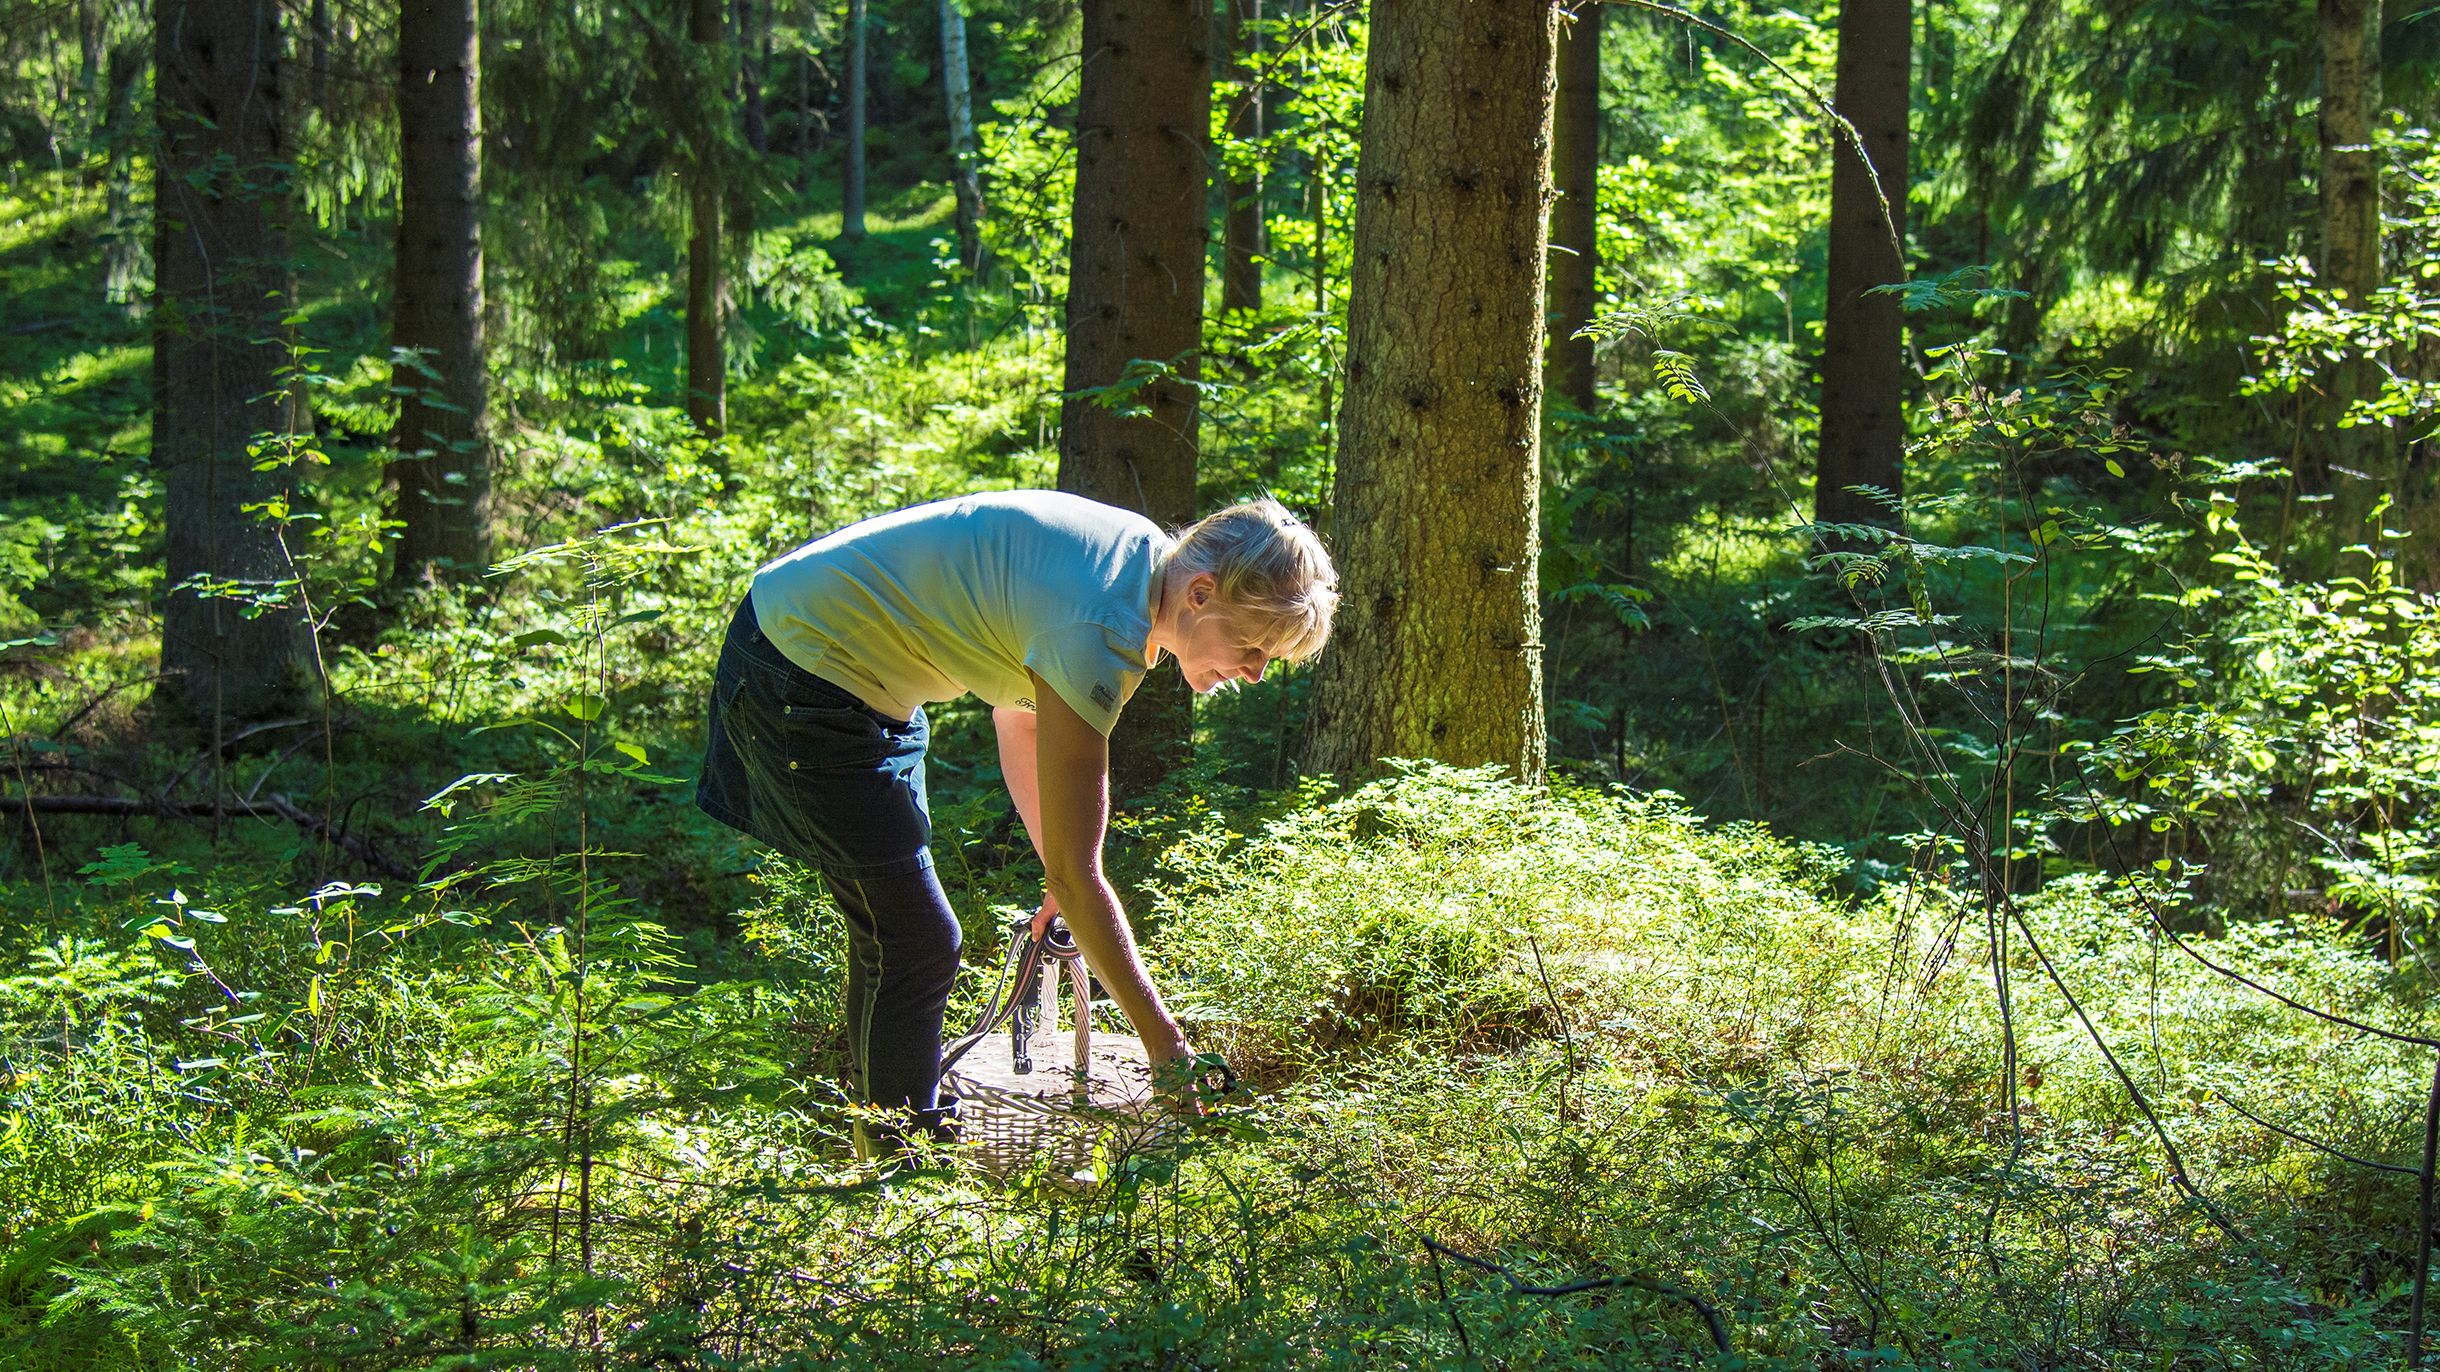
[944,954,1164,1180]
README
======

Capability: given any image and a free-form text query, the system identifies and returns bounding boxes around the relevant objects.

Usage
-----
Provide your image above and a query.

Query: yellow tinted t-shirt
[749,491,1165,736]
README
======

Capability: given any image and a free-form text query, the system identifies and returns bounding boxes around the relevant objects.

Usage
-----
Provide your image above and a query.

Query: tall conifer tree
[1814,0,1910,539]
[1057,0,1213,802]
[391,0,492,585]
[1303,0,1556,784]
[1544,0,1600,415]
[153,0,316,730]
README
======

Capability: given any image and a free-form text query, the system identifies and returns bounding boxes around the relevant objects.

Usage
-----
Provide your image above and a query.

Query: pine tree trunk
[844,0,868,238]
[1219,0,1264,314]
[1057,0,1211,804]
[1814,0,1910,539]
[940,0,984,272]
[2322,0,2386,532]
[153,0,316,730]
[1301,0,1555,786]
[689,0,728,434]
[1544,0,1599,415]
[391,0,492,586]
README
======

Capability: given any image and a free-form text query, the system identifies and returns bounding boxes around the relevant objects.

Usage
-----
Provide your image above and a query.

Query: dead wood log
[0,793,417,883]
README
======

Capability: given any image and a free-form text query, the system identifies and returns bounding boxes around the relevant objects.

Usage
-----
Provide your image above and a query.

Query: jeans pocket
[769,699,901,769]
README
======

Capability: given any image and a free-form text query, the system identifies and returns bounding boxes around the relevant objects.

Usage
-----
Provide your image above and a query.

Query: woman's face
[1166,576,1275,693]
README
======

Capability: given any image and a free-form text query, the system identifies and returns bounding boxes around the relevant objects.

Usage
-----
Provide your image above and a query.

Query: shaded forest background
[4,0,2440,1366]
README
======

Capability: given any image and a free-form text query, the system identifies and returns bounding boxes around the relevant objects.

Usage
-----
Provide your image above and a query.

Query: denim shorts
[696,595,935,879]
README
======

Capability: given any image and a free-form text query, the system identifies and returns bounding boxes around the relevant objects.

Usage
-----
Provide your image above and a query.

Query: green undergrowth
[0,765,2426,1368]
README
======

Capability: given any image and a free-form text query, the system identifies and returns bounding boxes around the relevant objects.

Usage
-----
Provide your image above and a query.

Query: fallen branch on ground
[1421,1238,1733,1355]
[0,793,416,883]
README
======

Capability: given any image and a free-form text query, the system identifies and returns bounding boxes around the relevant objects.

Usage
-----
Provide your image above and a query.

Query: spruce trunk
[1814,0,1910,539]
[391,0,492,585]
[1057,0,1212,804]
[1544,0,1599,415]
[153,0,316,730]
[1220,0,1265,314]
[1302,0,1556,785]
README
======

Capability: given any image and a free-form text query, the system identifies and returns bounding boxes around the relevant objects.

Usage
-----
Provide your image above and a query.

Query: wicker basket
[944,953,1166,1181]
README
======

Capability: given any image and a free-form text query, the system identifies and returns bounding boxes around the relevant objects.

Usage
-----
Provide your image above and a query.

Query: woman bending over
[696,491,1337,1156]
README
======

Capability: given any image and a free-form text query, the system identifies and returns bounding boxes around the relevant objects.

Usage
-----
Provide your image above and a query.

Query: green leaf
[511,629,570,649]
[614,741,648,765]
[2104,459,2127,479]
[1652,351,1710,404]
[567,693,609,723]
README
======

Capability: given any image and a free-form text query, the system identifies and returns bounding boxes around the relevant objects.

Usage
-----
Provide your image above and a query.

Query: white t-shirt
[750,491,1166,736]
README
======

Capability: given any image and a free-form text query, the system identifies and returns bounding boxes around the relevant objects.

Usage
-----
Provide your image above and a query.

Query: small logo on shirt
[1016,696,1036,712]
[1090,681,1117,711]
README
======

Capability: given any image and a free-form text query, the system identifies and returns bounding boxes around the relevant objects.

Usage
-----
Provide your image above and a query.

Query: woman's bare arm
[1018,669,1189,1069]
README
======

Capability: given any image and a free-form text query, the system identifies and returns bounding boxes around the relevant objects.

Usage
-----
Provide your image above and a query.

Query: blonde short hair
[1164,498,1339,663]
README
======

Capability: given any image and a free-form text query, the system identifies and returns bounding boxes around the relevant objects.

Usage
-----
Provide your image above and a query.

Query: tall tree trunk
[2322,0,2385,534]
[1219,0,1264,314]
[310,0,330,115]
[798,49,814,193]
[76,0,103,115]
[940,0,983,272]
[741,0,769,153]
[843,0,868,238]
[1814,0,1910,540]
[1301,0,1555,786]
[1544,0,1599,415]
[100,39,148,317]
[153,0,316,731]
[688,0,728,434]
[1057,0,1212,804]
[391,0,492,586]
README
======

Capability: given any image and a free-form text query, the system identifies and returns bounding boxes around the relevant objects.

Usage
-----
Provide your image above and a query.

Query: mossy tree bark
[153,0,316,731]
[1544,0,1599,415]
[1220,0,1265,315]
[1302,0,1556,786]
[1057,0,1211,804]
[391,0,492,586]
[1814,0,1910,539]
